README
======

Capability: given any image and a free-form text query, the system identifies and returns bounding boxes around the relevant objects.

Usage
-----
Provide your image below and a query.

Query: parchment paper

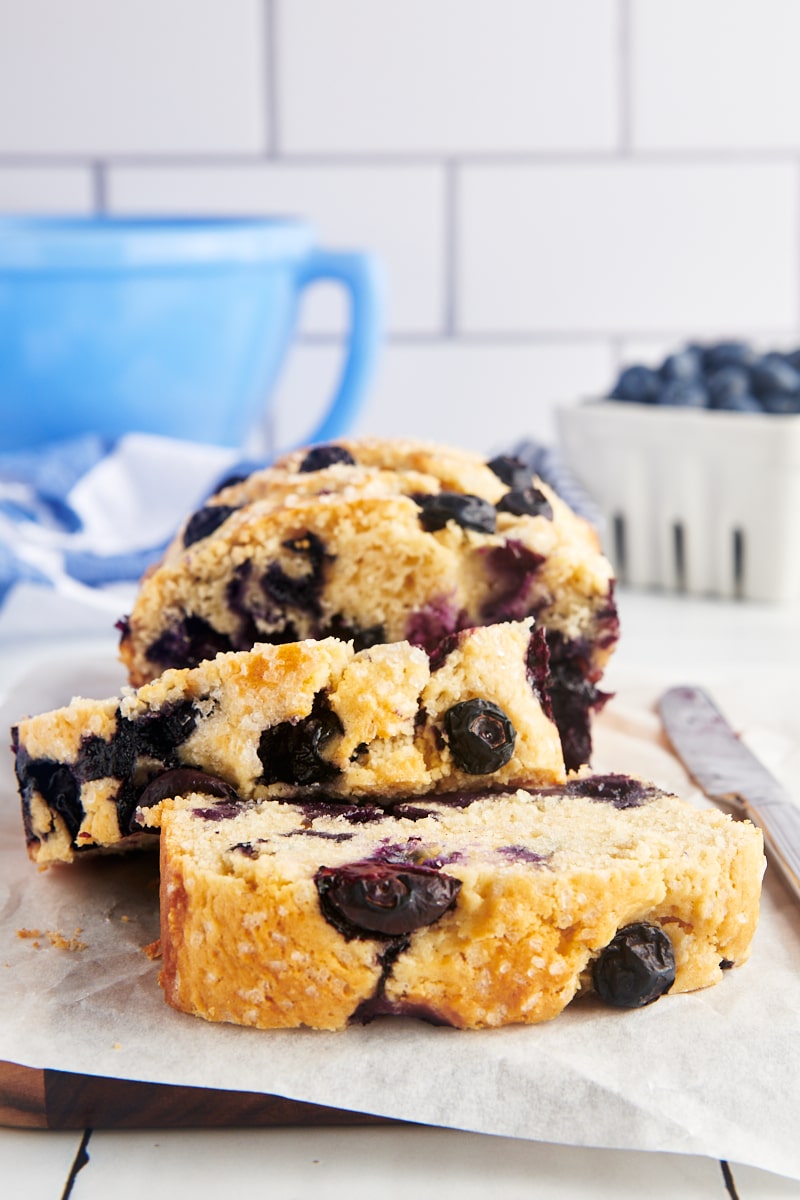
[2,654,799,1179]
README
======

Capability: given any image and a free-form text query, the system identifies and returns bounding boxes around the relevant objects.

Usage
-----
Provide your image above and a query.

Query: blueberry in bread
[155,774,764,1030]
[12,620,564,864]
[118,437,619,770]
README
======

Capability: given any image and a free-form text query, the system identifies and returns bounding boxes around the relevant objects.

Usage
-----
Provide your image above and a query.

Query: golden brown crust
[119,437,616,693]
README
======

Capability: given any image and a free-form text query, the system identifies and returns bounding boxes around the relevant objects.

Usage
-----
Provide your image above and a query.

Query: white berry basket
[557,400,800,602]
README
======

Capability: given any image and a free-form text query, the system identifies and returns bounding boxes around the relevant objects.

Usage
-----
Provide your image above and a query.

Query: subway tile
[0,166,94,212]
[0,0,267,155]
[458,162,799,335]
[278,0,619,153]
[107,164,445,335]
[632,0,800,150]
[269,338,615,455]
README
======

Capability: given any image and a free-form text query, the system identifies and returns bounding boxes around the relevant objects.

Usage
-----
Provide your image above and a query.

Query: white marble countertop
[2,586,799,1199]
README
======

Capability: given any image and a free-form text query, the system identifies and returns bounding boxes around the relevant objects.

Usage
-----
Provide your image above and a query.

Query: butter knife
[659,685,800,902]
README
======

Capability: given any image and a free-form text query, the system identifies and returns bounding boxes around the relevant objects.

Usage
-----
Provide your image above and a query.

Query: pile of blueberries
[608,340,800,414]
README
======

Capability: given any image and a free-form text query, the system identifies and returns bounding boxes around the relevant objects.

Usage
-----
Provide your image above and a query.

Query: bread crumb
[46,930,88,952]
[142,939,162,960]
[18,926,87,951]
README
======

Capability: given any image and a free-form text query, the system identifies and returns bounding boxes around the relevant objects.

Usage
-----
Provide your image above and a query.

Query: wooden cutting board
[0,1060,396,1130]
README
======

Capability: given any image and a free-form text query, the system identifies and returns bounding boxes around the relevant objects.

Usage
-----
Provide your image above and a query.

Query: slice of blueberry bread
[156,774,765,1031]
[12,620,564,865]
[118,437,619,770]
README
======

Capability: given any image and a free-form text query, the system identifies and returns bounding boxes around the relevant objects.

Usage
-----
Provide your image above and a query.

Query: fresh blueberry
[412,493,497,535]
[660,346,703,383]
[760,391,800,414]
[610,365,660,404]
[705,365,750,408]
[298,445,356,472]
[749,353,800,397]
[444,698,516,774]
[592,923,676,1008]
[486,454,533,492]
[655,379,708,408]
[315,860,461,939]
[701,341,756,373]
[713,392,763,413]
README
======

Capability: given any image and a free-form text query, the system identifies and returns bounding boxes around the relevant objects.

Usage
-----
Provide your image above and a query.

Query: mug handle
[293,249,384,447]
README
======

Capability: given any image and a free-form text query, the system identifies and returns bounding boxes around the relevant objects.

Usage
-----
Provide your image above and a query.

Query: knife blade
[659,684,800,902]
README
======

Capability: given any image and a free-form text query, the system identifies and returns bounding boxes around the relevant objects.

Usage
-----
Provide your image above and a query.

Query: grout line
[61,1128,92,1200]
[264,0,279,156]
[3,148,800,168]
[295,327,798,347]
[444,160,457,337]
[91,162,107,214]
[618,0,632,153]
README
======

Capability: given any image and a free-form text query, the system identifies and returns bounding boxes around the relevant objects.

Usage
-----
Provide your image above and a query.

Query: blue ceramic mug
[0,215,383,453]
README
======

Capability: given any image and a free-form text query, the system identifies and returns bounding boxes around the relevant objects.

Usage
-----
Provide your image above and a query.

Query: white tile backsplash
[0,0,267,155]
[459,161,799,335]
[278,0,620,154]
[270,338,616,453]
[3,0,800,449]
[107,163,445,335]
[633,0,800,150]
[0,165,94,212]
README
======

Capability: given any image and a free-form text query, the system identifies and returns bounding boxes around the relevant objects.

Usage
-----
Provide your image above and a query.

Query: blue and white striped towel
[0,433,257,619]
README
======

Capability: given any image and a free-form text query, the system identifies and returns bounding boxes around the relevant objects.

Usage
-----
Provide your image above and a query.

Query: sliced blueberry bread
[12,620,564,865]
[156,775,765,1031]
[118,437,619,770]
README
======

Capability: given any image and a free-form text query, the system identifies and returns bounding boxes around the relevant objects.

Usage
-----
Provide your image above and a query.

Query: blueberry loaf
[118,437,619,770]
[12,620,564,865]
[156,774,765,1031]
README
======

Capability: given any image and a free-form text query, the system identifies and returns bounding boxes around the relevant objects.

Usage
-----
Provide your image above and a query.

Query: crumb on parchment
[17,927,88,951]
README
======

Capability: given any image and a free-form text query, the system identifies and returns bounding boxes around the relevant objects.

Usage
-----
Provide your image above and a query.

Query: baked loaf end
[157,775,765,1032]
[12,620,563,865]
[118,437,618,770]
